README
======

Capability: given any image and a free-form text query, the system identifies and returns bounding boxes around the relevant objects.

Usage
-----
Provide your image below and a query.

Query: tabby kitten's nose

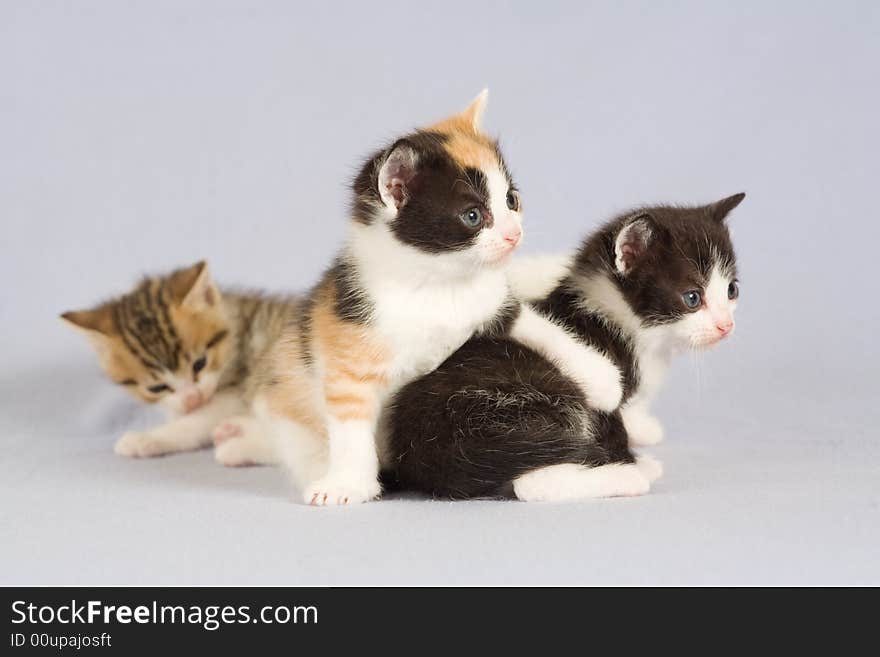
[183,391,205,412]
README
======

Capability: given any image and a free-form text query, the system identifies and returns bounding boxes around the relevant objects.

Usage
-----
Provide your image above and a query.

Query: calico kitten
[382,194,745,501]
[231,91,624,505]
[61,261,298,464]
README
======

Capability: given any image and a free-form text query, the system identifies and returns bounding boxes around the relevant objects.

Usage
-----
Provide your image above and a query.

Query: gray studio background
[2,1,878,585]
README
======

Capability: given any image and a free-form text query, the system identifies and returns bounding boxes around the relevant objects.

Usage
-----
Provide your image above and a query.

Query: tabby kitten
[232,91,624,506]
[61,261,298,464]
[383,194,745,501]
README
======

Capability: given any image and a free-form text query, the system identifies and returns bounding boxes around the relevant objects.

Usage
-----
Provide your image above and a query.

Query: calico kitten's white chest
[371,271,509,385]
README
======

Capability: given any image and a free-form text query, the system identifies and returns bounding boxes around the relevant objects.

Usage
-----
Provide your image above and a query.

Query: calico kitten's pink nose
[503,229,522,246]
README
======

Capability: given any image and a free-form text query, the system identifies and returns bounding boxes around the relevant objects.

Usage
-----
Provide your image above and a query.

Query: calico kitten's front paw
[578,357,623,412]
[114,431,171,458]
[623,411,664,446]
[303,473,381,506]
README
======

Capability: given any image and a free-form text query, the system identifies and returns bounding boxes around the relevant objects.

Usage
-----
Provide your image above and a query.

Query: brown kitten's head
[575,193,745,351]
[61,262,232,414]
[351,90,524,275]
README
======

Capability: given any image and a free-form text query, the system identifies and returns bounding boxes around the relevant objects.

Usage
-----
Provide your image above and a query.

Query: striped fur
[62,261,301,458]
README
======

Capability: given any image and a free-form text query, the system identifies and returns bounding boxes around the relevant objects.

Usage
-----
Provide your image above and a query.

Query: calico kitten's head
[61,262,232,414]
[579,194,745,350]
[352,90,524,275]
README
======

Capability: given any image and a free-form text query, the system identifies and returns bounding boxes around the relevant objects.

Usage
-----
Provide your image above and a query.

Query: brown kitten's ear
[614,215,655,275]
[60,306,115,337]
[710,192,746,223]
[377,142,420,212]
[169,261,220,310]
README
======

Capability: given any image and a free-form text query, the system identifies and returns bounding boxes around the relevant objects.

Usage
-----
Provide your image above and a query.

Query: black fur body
[383,196,744,499]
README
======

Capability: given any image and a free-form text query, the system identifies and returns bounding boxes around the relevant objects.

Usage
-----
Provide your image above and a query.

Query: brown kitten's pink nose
[503,228,522,246]
[716,320,734,336]
[184,391,205,412]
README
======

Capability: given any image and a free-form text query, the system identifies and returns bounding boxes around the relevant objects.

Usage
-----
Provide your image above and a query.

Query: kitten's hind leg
[512,462,650,502]
[213,416,279,467]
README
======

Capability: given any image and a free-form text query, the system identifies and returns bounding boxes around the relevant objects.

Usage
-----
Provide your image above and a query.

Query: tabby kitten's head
[352,90,524,275]
[61,262,232,414]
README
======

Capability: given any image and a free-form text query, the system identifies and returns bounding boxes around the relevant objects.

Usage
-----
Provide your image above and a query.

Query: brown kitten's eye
[148,383,170,394]
[192,356,207,374]
[506,190,520,211]
[728,281,739,300]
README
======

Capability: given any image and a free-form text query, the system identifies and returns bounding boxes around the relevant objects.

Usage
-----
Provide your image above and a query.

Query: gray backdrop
[2,1,878,585]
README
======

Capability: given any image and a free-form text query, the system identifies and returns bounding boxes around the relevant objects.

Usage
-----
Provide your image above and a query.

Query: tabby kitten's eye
[506,190,520,211]
[148,383,170,394]
[459,207,484,229]
[682,291,702,309]
[728,281,739,300]
[192,356,207,374]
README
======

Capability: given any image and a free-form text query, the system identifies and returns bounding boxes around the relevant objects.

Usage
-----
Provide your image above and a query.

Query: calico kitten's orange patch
[428,89,500,170]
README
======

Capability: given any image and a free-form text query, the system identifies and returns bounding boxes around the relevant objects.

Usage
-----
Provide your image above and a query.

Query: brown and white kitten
[61,261,299,464]
[228,91,624,505]
[383,194,745,501]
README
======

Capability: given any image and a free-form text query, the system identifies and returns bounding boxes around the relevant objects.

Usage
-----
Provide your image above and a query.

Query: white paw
[624,411,664,446]
[212,419,245,445]
[214,437,258,467]
[577,357,623,412]
[114,431,171,458]
[635,454,664,483]
[303,473,381,506]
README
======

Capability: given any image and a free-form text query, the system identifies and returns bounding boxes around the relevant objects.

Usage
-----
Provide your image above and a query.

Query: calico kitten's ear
[377,142,420,212]
[614,215,655,275]
[169,261,220,310]
[430,89,489,134]
[60,305,115,337]
[709,193,746,223]
[460,88,489,131]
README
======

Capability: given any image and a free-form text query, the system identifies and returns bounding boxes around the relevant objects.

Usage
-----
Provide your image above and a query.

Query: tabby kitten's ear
[709,192,746,223]
[60,304,115,338]
[168,261,220,311]
[614,215,656,276]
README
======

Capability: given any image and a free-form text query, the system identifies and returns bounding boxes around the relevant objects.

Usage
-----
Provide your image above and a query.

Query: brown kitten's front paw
[625,413,664,446]
[114,431,171,458]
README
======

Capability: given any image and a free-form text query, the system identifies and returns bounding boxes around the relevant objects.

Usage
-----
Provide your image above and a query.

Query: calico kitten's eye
[192,356,207,374]
[728,281,739,300]
[506,190,520,211]
[147,383,170,394]
[682,291,702,309]
[459,207,484,229]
